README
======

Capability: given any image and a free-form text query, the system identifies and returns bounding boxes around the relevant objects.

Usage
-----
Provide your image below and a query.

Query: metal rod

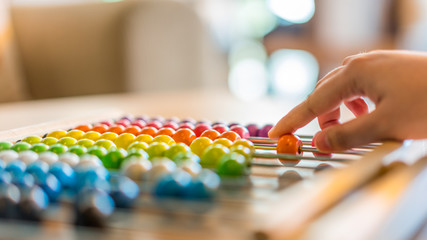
[253,152,351,162]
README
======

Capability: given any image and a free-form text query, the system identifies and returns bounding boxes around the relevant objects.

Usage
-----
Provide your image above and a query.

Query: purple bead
[150,116,165,123]
[245,124,259,137]
[179,118,196,125]
[136,115,149,122]
[120,115,134,122]
[165,117,180,123]
[258,124,273,137]
[228,123,240,128]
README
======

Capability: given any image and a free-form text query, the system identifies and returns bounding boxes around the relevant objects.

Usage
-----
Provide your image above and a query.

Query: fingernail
[316,132,332,152]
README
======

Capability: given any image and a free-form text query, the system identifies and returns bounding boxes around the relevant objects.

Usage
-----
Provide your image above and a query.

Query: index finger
[268,68,360,139]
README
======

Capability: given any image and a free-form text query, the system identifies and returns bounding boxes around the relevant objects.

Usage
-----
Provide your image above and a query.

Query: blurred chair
[8,0,227,100]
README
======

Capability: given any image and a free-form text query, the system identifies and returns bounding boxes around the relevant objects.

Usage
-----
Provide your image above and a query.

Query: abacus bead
[162,121,179,131]
[232,139,255,149]
[110,175,139,208]
[178,122,195,131]
[276,134,302,155]
[0,150,19,163]
[0,160,4,172]
[18,186,49,221]
[94,139,116,150]
[134,134,154,144]
[131,120,146,129]
[212,124,229,134]
[114,133,136,149]
[218,131,241,142]
[121,156,152,181]
[245,124,259,137]
[99,132,119,141]
[68,145,87,156]
[19,150,39,165]
[193,123,212,137]
[11,142,32,152]
[153,170,192,198]
[200,130,220,141]
[78,154,103,169]
[152,135,175,145]
[37,174,61,202]
[41,137,58,146]
[49,144,68,155]
[0,171,12,185]
[77,139,95,148]
[46,130,67,139]
[12,173,35,189]
[102,149,128,169]
[65,130,85,140]
[31,143,49,153]
[0,183,20,218]
[120,115,133,122]
[180,118,196,125]
[190,137,213,158]
[26,161,49,180]
[74,188,115,228]
[164,143,191,160]
[0,141,12,151]
[200,145,230,168]
[22,136,42,145]
[74,124,92,132]
[87,146,108,160]
[123,126,141,136]
[217,152,247,177]
[38,152,59,165]
[156,127,176,137]
[57,137,77,147]
[146,142,169,159]
[147,120,163,130]
[212,138,233,148]
[49,162,76,188]
[148,158,177,181]
[99,120,114,127]
[127,141,149,151]
[140,127,158,137]
[185,169,220,200]
[59,152,80,166]
[258,124,273,137]
[82,131,101,141]
[115,119,131,128]
[172,152,200,165]
[91,124,109,134]
[230,145,253,166]
[180,160,202,177]
[230,125,250,139]
[172,129,196,146]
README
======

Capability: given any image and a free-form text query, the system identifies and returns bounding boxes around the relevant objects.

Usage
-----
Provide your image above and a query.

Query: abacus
[0,114,426,240]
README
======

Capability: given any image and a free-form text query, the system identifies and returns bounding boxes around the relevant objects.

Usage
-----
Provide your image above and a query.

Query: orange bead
[140,127,158,137]
[108,124,126,135]
[157,127,176,137]
[172,128,196,146]
[74,124,92,132]
[91,124,109,134]
[123,126,141,136]
[219,131,241,142]
[277,134,302,155]
[200,129,220,141]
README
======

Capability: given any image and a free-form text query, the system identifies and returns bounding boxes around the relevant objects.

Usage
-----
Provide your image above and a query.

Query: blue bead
[26,161,49,181]
[49,162,76,188]
[74,188,115,227]
[18,186,49,221]
[110,176,139,208]
[0,171,12,185]
[35,174,62,202]
[153,170,192,198]
[184,169,220,200]
[5,160,26,179]
[75,167,110,192]
[12,173,35,189]
[0,159,5,171]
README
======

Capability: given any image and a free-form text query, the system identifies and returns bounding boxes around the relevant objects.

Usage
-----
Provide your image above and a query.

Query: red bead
[179,122,195,131]
[91,124,109,134]
[115,119,131,127]
[147,120,163,130]
[140,127,158,137]
[194,123,212,137]
[163,121,179,130]
[99,120,114,127]
[230,125,250,139]
[212,124,229,134]
[131,120,146,129]
[219,131,241,142]
[157,127,176,137]
[172,128,196,145]
[200,129,220,141]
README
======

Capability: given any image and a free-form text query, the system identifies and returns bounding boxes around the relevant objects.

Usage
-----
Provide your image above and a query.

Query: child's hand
[269,50,427,152]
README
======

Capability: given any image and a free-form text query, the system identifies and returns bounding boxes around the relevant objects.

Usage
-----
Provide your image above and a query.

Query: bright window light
[267,0,315,24]
[229,59,268,101]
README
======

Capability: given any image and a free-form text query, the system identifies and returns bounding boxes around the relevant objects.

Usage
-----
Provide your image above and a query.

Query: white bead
[78,154,102,168]
[180,160,202,177]
[19,150,39,165]
[38,151,59,165]
[59,152,80,167]
[149,157,176,181]
[121,156,152,181]
[0,150,19,164]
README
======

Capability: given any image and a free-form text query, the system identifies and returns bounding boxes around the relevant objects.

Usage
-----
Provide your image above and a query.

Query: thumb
[314,110,386,152]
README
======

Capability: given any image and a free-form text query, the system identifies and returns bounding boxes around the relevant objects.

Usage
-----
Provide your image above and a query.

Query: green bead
[57,137,77,147]
[172,151,200,165]
[230,145,253,166]
[76,139,95,148]
[126,148,149,160]
[164,143,191,160]
[94,139,116,150]
[103,148,128,169]
[217,152,247,177]
[68,145,87,156]
[31,143,49,153]
[11,142,32,152]
[87,146,108,159]
[49,144,68,154]
[0,141,12,151]
[42,137,58,146]
[146,142,169,160]
[22,136,42,145]
[127,141,149,151]
[200,144,229,168]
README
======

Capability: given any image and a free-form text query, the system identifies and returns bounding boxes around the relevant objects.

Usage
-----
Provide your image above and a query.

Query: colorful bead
[134,134,153,144]
[41,137,58,146]
[217,152,247,177]
[65,130,85,140]
[49,144,68,155]
[109,175,139,208]
[164,143,191,160]
[38,152,59,165]
[30,143,49,153]
[0,141,12,151]
[19,150,39,165]
[172,129,196,146]
[121,156,152,181]
[127,141,149,151]
[152,135,175,145]
[146,142,169,159]
[140,127,158,137]
[193,123,211,137]
[200,130,220,141]
[212,124,229,134]
[87,146,108,160]
[153,170,192,198]
[0,150,19,163]
[74,124,92,132]
[57,137,77,147]
[46,130,67,139]
[123,126,141,136]
[68,145,87,156]
[91,124,109,134]
[189,137,213,157]
[76,139,95,148]
[218,131,241,142]
[258,124,273,137]
[99,132,118,142]
[21,136,42,145]
[148,158,177,180]
[245,124,259,137]
[156,127,176,137]
[230,125,250,139]
[94,139,116,150]
[11,142,32,152]
[59,152,80,166]
[200,144,229,168]
[212,138,233,148]
[102,149,128,169]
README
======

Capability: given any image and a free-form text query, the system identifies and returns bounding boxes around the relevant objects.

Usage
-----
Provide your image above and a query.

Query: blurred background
[1,0,427,103]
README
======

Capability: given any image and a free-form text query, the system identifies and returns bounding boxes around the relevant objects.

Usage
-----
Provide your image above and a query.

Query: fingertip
[268,127,279,140]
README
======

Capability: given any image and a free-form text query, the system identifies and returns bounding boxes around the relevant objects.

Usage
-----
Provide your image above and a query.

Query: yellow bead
[77,139,95,148]
[114,133,136,149]
[213,138,233,148]
[94,139,116,150]
[42,137,58,146]
[65,130,85,140]
[46,130,67,139]
[82,131,101,141]
[232,139,255,154]
[190,137,213,157]
[127,141,149,151]
[22,136,42,144]
[99,132,119,141]
[134,134,153,144]
[58,137,78,147]
[152,135,175,145]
